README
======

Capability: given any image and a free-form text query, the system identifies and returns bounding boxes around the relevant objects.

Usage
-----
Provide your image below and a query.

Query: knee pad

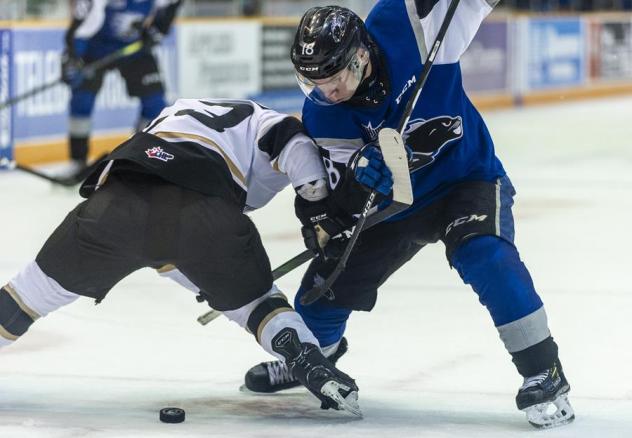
[0,284,39,347]
[451,235,543,326]
[140,92,166,120]
[223,286,319,359]
[294,286,351,348]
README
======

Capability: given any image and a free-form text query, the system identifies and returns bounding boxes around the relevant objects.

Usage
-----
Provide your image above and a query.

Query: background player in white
[242,2,574,429]
[0,98,360,417]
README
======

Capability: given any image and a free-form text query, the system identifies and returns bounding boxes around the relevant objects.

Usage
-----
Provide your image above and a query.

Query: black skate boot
[269,329,360,417]
[516,360,575,429]
[244,336,348,393]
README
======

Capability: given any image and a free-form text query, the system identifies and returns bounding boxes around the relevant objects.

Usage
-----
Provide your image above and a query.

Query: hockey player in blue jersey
[243,1,574,429]
[60,0,182,176]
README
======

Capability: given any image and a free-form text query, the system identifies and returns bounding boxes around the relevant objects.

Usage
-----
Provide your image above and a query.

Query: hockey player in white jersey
[242,1,574,429]
[0,98,360,417]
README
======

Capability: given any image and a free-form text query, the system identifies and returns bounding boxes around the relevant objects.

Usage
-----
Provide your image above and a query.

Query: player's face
[296,47,370,106]
[312,67,358,104]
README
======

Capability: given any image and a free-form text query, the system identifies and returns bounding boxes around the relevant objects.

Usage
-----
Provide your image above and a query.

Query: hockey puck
[159,407,185,423]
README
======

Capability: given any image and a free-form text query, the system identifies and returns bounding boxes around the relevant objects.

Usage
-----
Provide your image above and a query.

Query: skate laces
[521,366,558,390]
[265,361,294,385]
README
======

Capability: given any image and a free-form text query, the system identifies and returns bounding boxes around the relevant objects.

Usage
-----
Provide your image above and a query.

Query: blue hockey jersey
[68,0,178,57]
[301,0,506,220]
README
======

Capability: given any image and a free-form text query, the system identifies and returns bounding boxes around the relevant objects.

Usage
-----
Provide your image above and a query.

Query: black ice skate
[516,361,575,429]
[269,330,360,417]
[244,337,348,393]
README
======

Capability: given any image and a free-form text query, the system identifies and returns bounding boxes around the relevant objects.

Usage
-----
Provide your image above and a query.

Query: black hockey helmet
[291,6,372,105]
[291,6,369,80]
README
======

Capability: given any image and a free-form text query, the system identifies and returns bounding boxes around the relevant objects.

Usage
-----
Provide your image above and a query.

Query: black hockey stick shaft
[299,191,376,305]
[0,41,144,111]
[299,0,461,306]
[0,158,76,186]
[0,79,63,111]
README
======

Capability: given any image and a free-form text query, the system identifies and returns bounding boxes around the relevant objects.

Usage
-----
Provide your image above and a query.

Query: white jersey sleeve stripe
[154,130,247,187]
[75,0,107,39]
[406,0,429,63]
[278,133,327,189]
[413,0,495,64]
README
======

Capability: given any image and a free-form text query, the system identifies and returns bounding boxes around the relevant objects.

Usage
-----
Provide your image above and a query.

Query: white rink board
[0,96,631,437]
[177,22,262,99]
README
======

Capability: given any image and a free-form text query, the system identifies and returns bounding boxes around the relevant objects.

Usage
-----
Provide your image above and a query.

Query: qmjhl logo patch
[145,146,174,162]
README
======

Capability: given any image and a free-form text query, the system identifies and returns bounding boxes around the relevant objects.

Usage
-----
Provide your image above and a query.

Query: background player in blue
[60,0,182,176]
[243,1,574,429]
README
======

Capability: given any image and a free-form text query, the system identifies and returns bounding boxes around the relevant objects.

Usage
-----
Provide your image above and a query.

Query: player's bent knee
[223,286,319,359]
[451,235,543,325]
[0,284,40,347]
[246,295,296,344]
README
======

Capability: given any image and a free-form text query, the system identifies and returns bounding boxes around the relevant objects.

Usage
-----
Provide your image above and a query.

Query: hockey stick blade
[63,152,110,186]
[299,129,412,306]
[1,158,80,187]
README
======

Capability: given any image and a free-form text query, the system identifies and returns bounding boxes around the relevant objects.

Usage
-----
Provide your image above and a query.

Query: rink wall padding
[1,13,631,166]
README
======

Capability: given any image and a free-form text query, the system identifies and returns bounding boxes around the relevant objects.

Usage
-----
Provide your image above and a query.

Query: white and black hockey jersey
[80,99,326,211]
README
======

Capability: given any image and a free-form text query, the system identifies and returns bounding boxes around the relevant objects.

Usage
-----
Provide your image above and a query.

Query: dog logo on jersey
[145,146,174,162]
[404,115,463,172]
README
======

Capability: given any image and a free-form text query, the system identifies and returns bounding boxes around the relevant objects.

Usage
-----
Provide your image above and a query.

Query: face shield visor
[295,44,370,106]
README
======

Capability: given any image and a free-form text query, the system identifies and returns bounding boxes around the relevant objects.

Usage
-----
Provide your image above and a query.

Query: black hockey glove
[61,50,87,88]
[141,24,164,47]
[295,195,353,261]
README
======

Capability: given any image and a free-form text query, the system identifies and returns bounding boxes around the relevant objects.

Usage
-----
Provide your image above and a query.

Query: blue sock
[294,286,351,348]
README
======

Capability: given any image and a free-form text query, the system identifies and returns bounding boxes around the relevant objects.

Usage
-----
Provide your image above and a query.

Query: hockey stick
[0,158,76,186]
[0,41,144,111]
[298,0,462,306]
[0,152,110,187]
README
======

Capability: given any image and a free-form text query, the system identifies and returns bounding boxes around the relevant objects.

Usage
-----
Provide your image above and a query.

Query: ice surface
[1,96,631,437]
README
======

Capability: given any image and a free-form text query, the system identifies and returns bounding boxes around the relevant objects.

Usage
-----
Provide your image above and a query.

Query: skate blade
[523,394,575,429]
[320,381,363,418]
